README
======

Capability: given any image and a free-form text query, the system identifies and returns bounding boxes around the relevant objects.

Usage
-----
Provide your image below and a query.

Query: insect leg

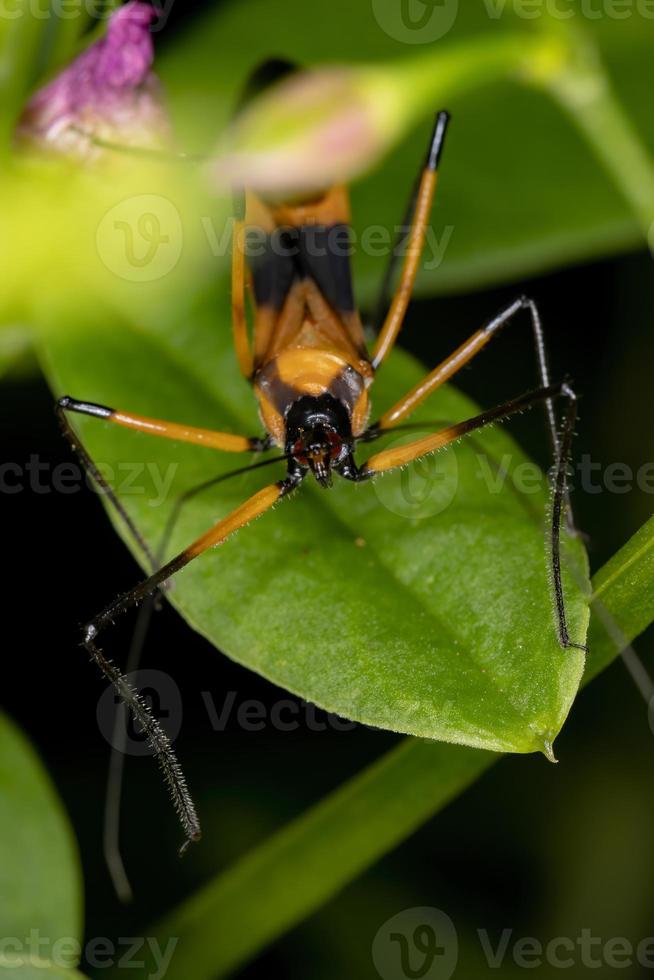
[373,296,556,439]
[232,191,255,378]
[57,392,271,593]
[58,396,270,453]
[355,382,586,653]
[84,472,303,854]
[57,398,157,570]
[103,450,289,900]
[371,111,450,369]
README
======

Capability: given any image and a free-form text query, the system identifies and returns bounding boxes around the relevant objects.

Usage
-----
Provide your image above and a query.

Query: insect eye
[293,439,308,463]
[326,430,342,459]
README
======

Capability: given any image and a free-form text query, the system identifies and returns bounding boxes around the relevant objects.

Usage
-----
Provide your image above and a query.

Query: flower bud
[16,1,170,159]
[210,66,405,198]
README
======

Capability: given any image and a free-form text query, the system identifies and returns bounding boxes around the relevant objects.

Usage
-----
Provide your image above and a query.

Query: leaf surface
[39,301,589,755]
[0,713,82,971]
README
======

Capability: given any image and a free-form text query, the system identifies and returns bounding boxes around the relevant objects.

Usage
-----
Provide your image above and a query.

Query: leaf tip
[541,739,558,764]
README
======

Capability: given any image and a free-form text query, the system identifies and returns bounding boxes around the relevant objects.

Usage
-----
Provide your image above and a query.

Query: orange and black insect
[57,59,585,868]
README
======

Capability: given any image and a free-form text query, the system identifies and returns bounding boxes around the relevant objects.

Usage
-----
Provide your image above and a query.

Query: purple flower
[16,2,170,158]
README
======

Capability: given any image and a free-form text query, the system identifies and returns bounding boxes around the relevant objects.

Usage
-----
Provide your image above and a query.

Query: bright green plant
[1,1,654,977]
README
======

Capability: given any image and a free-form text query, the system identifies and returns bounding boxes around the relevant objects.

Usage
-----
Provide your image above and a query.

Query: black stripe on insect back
[299,224,356,313]
[247,224,356,314]
[247,228,299,310]
[256,361,304,414]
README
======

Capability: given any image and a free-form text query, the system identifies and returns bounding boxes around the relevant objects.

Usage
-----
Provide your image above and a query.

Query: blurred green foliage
[0,713,83,978]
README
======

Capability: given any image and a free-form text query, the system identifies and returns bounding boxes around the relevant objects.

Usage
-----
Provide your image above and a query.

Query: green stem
[534,26,654,240]
[586,515,654,682]
[152,743,490,980]
[383,31,551,129]
[44,7,89,76]
[552,82,654,239]
[0,0,48,152]
[140,520,654,980]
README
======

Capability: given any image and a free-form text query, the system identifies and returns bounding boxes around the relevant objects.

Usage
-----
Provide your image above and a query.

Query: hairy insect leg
[84,472,304,855]
[58,394,277,893]
[374,296,556,440]
[104,452,290,899]
[369,295,579,535]
[57,398,158,571]
[354,382,587,653]
[57,394,271,586]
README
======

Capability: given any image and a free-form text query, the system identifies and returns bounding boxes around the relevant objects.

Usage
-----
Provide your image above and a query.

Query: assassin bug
[57,59,585,874]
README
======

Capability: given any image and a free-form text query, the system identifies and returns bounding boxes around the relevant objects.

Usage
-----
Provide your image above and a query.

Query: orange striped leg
[57,395,270,580]
[59,396,268,452]
[363,386,552,475]
[375,296,558,443]
[358,382,586,654]
[82,469,304,854]
[232,202,254,378]
[371,111,450,370]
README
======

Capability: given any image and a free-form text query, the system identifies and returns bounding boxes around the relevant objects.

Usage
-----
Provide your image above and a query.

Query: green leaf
[37,299,589,756]
[0,1,49,148]
[0,962,87,980]
[0,325,33,379]
[586,514,654,681]
[0,158,215,326]
[0,712,83,969]
[158,0,654,297]
[139,515,654,980]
